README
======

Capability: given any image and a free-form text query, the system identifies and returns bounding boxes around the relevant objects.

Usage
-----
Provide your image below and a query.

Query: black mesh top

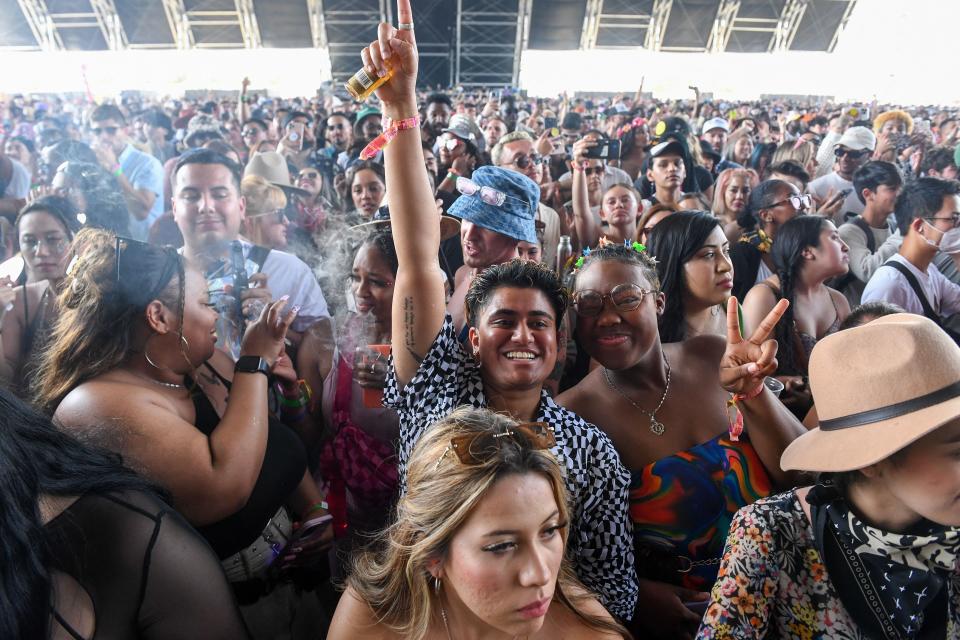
[45,491,251,639]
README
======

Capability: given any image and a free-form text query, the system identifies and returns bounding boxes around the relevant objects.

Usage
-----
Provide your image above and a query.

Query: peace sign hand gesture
[361,0,417,110]
[719,296,789,395]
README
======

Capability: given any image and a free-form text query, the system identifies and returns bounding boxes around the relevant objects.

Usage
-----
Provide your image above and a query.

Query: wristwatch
[234,355,271,378]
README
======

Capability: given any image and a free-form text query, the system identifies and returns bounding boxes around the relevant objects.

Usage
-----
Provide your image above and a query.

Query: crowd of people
[3,0,960,637]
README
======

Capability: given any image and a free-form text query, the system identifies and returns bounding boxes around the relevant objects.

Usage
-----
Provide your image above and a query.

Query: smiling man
[171,149,333,399]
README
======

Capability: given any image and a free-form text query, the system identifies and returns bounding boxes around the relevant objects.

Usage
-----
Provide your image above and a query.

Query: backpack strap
[247,245,271,272]
[882,260,941,323]
[851,216,876,253]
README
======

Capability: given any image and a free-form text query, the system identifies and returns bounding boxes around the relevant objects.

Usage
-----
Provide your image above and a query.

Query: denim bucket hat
[448,166,539,244]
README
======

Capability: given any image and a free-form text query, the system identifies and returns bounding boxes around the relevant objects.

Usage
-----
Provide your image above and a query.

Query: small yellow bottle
[344,64,394,102]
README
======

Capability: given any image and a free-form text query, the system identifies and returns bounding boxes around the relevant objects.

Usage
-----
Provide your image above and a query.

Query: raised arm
[571,138,602,250]
[363,0,446,387]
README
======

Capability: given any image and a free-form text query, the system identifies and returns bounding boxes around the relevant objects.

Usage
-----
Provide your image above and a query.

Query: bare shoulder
[541,585,625,639]
[328,586,398,640]
[555,368,601,417]
[55,378,178,437]
[827,286,851,316]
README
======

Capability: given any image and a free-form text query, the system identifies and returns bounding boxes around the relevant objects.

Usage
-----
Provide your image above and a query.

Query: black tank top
[187,365,306,559]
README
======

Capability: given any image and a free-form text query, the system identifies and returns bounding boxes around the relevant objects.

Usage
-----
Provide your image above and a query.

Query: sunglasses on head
[834,147,869,159]
[92,126,119,136]
[456,176,525,208]
[434,422,556,470]
[572,283,652,317]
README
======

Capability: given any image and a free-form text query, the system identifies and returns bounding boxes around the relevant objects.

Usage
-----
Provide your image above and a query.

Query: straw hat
[349,206,461,241]
[244,151,308,197]
[781,314,960,472]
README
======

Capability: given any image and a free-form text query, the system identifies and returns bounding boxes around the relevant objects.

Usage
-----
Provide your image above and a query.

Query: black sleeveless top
[188,366,307,559]
[46,491,250,639]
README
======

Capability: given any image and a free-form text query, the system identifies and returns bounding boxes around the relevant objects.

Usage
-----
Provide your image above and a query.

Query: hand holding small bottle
[359,0,418,114]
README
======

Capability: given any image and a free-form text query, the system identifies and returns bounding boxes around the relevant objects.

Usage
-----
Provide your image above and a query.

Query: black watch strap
[234,355,271,377]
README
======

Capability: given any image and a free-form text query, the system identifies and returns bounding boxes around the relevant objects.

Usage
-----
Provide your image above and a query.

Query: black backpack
[882,260,960,345]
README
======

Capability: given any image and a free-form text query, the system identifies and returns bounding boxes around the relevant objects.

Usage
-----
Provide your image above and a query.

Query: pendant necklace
[602,351,671,436]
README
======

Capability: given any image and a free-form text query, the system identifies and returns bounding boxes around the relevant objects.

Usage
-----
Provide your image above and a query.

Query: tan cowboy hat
[244,151,309,197]
[781,314,960,472]
[349,207,461,242]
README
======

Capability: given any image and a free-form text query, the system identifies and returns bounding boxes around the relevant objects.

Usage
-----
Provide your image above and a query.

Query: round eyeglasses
[572,283,652,317]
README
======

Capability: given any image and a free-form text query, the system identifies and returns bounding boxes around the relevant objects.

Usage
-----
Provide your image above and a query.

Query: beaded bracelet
[360,115,421,160]
[306,501,329,516]
[725,381,764,442]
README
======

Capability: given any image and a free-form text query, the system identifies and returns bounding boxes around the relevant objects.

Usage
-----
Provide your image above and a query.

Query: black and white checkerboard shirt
[384,315,639,620]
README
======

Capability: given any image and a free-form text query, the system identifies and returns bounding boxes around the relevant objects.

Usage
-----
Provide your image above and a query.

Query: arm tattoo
[403,296,425,364]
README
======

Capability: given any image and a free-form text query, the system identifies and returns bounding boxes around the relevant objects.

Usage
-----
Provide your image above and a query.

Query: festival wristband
[112,164,123,177]
[306,501,329,516]
[725,382,764,442]
[360,115,421,160]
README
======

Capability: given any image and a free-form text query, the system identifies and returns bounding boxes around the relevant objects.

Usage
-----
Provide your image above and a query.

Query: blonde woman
[328,406,629,640]
[771,139,818,179]
[711,167,759,241]
[241,174,290,250]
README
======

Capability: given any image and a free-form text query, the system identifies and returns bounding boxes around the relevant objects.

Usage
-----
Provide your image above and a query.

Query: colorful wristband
[112,164,123,178]
[360,115,421,160]
[306,501,329,516]
[725,382,764,442]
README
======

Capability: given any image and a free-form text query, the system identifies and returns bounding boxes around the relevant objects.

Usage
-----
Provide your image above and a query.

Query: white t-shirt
[861,253,960,317]
[808,172,864,223]
[5,158,30,198]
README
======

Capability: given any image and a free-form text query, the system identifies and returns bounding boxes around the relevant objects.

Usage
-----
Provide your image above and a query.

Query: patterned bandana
[738,227,772,253]
[809,481,960,639]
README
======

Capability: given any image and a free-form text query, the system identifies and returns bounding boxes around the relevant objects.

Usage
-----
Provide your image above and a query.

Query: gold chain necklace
[602,351,671,436]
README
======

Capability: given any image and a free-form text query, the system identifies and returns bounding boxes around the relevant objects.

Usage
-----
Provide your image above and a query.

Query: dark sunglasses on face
[435,422,556,470]
[247,208,289,225]
[299,171,320,180]
[834,147,869,160]
[582,166,604,176]
[91,126,119,136]
[572,283,652,317]
[241,128,260,137]
[510,154,543,169]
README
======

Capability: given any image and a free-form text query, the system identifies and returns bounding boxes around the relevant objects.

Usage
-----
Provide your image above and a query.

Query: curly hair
[465,259,568,328]
[346,406,628,640]
[573,242,660,292]
[32,228,186,413]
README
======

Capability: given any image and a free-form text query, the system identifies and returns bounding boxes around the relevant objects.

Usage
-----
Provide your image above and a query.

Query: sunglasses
[456,176,518,207]
[298,171,320,180]
[572,283,652,317]
[834,147,869,159]
[241,128,261,137]
[766,194,812,211]
[509,154,543,169]
[582,166,604,176]
[442,137,462,151]
[91,126,120,136]
[246,208,290,224]
[435,422,556,470]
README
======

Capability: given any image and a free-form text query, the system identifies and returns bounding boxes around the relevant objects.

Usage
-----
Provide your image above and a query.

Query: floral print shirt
[697,491,960,639]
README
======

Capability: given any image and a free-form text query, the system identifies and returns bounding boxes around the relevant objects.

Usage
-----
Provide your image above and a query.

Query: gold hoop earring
[433,575,442,595]
[143,335,166,371]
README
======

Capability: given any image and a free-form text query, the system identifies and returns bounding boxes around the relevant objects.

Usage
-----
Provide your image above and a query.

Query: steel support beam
[706,0,739,52]
[235,0,262,48]
[15,0,62,50]
[513,0,532,85]
[455,0,525,86]
[645,0,673,51]
[161,0,194,49]
[828,0,857,53]
[305,0,327,48]
[580,0,603,49]
[771,0,806,52]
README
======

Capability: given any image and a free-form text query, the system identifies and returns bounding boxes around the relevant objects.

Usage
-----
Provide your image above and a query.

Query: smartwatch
[234,355,271,378]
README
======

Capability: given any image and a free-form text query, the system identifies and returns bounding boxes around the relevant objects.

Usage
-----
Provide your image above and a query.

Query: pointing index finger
[749,298,789,344]
[397,0,413,25]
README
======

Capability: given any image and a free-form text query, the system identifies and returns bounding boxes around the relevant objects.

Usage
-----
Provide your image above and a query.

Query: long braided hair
[770,215,827,375]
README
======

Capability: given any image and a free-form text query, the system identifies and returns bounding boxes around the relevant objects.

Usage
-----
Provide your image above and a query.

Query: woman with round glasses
[571,137,642,249]
[0,196,79,394]
[556,243,806,639]
[241,175,291,250]
[356,18,640,622]
[328,406,629,639]
[742,215,851,418]
[729,179,809,300]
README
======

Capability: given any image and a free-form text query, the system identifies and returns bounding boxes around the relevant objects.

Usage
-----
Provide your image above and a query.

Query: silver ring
[398,22,414,30]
